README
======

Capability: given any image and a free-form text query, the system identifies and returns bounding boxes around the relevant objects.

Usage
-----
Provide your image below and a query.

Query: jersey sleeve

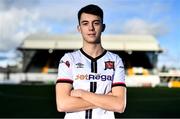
[56,53,73,84]
[112,55,126,87]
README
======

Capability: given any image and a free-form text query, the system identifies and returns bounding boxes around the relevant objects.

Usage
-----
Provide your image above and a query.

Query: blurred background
[0,0,180,118]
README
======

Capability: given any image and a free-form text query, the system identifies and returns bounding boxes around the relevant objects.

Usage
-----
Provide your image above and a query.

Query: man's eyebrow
[81,20,101,23]
[93,20,101,22]
[81,20,88,23]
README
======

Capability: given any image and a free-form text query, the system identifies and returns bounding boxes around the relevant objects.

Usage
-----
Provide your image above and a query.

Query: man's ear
[102,24,106,32]
[77,25,81,32]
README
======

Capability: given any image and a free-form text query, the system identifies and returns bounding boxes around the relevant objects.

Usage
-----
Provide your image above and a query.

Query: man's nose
[88,23,94,31]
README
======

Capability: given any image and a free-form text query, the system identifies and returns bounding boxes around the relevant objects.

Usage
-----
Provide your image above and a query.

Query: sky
[0,0,180,68]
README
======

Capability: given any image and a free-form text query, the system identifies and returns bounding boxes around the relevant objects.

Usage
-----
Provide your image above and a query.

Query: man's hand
[70,87,126,113]
[107,91,113,95]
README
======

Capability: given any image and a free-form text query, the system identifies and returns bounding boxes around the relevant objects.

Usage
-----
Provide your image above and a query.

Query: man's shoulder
[106,50,123,61]
[64,49,80,59]
[106,50,119,57]
[66,49,79,55]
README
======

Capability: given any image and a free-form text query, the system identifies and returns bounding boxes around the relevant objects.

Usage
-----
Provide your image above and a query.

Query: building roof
[19,33,162,52]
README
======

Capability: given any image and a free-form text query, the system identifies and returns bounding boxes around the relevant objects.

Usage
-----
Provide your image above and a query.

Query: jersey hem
[56,78,73,84]
[112,82,126,87]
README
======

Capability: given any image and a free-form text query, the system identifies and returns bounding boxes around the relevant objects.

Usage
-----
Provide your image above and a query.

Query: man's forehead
[80,13,102,21]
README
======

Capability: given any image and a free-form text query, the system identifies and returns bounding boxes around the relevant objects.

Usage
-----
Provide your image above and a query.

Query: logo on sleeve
[76,62,84,68]
[60,60,70,68]
[104,61,115,71]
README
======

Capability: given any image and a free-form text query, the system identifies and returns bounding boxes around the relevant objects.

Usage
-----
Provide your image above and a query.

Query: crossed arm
[56,83,126,113]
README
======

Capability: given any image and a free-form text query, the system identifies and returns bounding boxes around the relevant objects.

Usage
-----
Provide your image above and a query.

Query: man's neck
[82,44,104,58]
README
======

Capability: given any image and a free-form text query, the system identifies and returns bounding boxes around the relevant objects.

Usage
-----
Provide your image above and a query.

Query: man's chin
[83,36,101,44]
[87,40,101,44]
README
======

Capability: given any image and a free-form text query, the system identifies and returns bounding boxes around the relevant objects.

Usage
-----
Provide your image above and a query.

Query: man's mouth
[88,33,96,36]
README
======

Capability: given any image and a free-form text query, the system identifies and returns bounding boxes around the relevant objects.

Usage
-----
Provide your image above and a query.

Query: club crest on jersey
[104,61,115,71]
[76,62,84,68]
[60,60,70,68]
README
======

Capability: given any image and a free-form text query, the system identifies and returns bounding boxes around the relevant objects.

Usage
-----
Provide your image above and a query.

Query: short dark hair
[78,4,104,24]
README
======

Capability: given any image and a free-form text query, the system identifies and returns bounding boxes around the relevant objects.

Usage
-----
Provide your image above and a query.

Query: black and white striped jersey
[57,48,126,119]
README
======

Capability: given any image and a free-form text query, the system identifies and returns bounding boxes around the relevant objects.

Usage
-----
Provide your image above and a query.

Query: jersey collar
[80,48,107,61]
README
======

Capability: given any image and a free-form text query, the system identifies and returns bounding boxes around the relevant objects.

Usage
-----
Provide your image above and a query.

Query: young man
[56,4,126,119]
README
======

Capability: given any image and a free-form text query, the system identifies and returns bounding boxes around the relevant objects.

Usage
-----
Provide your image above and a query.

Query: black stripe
[90,82,94,92]
[91,61,93,73]
[91,61,97,73]
[85,110,89,119]
[94,61,97,73]
[89,82,97,119]
[112,83,126,87]
[94,82,97,92]
[85,82,97,119]
[56,80,73,84]
[89,109,92,119]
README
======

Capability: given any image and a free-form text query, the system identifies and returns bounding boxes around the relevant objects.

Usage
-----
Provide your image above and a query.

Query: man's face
[78,13,104,44]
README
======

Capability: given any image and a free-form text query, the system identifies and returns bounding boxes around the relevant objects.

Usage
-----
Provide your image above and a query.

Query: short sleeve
[56,53,73,84]
[112,55,126,87]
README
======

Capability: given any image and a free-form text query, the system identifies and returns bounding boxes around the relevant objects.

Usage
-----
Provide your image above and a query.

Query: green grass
[117,87,180,118]
[0,84,180,118]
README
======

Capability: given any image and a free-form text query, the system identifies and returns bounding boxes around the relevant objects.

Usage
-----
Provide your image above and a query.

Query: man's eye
[94,22,100,25]
[82,23,88,26]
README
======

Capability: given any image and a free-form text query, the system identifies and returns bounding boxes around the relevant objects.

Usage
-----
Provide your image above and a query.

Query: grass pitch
[0,84,180,118]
